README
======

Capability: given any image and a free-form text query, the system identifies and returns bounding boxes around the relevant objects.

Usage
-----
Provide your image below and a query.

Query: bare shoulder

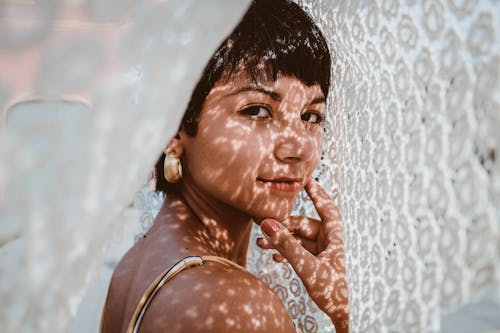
[139,261,296,333]
[100,242,147,333]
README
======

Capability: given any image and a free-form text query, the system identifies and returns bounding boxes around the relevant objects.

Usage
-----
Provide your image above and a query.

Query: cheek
[183,127,269,191]
[308,133,323,170]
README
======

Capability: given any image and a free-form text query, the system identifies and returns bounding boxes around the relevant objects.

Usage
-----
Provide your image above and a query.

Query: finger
[305,179,342,226]
[294,235,319,255]
[272,253,288,263]
[283,216,321,240]
[261,218,320,278]
[256,237,272,249]
[258,235,318,255]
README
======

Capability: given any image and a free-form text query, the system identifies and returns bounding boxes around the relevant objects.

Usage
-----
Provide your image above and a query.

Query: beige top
[100,255,245,333]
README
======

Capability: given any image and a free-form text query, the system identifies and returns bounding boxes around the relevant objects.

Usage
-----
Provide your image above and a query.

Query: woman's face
[180,71,326,221]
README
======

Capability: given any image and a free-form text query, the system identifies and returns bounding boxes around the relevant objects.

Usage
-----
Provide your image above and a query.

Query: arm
[258,180,349,332]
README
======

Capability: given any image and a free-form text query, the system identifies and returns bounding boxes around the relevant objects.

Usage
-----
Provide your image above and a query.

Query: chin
[251,204,294,223]
[242,192,299,222]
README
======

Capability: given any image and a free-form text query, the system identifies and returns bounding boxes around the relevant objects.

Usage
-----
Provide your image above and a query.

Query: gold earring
[164,153,182,183]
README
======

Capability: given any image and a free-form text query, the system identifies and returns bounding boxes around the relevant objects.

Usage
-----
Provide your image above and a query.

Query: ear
[164,132,184,157]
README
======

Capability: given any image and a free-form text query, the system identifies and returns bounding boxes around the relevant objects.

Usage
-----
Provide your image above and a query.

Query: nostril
[275,141,300,162]
[274,141,305,162]
[274,128,320,163]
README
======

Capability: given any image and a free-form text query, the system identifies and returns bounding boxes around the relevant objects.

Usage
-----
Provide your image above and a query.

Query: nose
[273,126,316,163]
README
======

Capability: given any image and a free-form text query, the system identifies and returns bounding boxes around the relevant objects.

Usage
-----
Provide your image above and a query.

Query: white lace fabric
[1,1,499,333]
[301,1,500,332]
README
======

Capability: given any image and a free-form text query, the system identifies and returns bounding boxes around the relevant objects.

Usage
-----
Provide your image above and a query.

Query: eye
[240,104,272,119]
[301,111,325,124]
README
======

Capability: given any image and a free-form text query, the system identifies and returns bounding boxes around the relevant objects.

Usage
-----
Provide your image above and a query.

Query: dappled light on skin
[101,72,348,332]
[257,180,349,332]
[180,71,324,223]
[135,261,295,332]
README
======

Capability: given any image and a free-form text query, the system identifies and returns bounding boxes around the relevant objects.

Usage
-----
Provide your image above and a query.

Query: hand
[257,179,349,333]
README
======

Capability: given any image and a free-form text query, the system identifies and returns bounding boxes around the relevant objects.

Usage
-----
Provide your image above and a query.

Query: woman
[101,0,349,332]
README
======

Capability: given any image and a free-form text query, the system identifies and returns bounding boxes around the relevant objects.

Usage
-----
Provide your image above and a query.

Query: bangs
[179,0,331,137]
[156,0,332,193]
[218,1,331,96]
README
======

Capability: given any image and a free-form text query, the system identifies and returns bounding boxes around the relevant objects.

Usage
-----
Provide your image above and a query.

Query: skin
[257,182,349,332]
[101,72,349,332]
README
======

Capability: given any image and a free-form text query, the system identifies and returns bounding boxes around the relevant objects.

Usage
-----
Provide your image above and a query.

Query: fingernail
[261,219,280,238]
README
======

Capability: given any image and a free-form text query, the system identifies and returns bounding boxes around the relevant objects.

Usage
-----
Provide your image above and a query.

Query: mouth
[256,177,302,193]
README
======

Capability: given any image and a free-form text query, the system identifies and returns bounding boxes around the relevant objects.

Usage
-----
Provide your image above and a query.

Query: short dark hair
[155,0,331,193]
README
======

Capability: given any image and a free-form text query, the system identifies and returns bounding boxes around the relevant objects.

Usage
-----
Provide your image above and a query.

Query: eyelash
[301,111,325,124]
[239,104,325,125]
[239,104,272,119]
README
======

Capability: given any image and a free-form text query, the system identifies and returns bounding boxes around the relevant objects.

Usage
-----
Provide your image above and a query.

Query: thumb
[260,218,317,275]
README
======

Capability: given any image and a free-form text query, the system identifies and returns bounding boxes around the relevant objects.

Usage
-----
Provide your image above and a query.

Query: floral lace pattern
[295,1,499,332]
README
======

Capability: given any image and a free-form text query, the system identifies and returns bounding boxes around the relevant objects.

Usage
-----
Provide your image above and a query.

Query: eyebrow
[224,86,283,101]
[223,85,326,106]
[309,96,326,105]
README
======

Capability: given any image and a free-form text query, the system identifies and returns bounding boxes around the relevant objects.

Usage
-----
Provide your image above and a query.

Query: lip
[257,177,302,193]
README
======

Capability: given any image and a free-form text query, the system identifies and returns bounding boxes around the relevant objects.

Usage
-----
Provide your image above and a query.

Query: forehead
[209,69,324,100]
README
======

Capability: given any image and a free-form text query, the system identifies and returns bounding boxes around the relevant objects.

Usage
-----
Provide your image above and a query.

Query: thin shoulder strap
[124,255,245,333]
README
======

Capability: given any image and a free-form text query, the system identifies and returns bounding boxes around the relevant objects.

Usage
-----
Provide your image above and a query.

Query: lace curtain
[1,1,499,333]
[0,1,251,332]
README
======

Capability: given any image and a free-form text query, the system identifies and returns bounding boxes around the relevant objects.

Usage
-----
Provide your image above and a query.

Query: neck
[174,176,254,266]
